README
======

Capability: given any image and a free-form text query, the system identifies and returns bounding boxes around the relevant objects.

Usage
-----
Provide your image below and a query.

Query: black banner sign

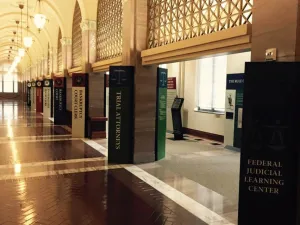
[108,66,134,164]
[54,77,67,125]
[27,81,31,107]
[238,62,300,225]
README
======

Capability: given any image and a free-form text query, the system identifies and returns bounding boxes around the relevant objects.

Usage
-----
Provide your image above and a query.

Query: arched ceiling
[0,0,98,73]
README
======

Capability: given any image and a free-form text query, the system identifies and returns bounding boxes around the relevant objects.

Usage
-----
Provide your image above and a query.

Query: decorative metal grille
[96,0,123,61]
[72,1,82,68]
[47,43,50,75]
[57,28,63,72]
[147,0,253,48]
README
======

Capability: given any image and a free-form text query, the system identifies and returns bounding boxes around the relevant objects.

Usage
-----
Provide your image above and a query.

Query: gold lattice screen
[96,0,123,61]
[57,28,63,72]
[148,0,253,48]
[72,1,82,68]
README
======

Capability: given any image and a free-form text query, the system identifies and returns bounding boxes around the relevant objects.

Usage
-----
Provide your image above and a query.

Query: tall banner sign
[167,77,177,131]
[225,74,244,149]
[27,81,31,107]
[54,77,67,125]
[72,73,89,138]
[108,66,134,164]
[43,79,53,118]
[105,73,109,137]
[238,62,300,225]
[156,68,167,160]
[36,81,43,113]
[31,81,36,111]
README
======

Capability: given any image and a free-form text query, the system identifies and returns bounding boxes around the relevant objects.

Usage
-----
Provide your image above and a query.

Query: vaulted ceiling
[0,0,98,72]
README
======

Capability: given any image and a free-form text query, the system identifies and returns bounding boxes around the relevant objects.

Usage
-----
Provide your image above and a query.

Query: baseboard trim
[183,127,224,143]
[225,145,240,152]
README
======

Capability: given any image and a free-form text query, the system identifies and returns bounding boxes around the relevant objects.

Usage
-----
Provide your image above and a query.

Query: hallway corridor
[0,101,236,225]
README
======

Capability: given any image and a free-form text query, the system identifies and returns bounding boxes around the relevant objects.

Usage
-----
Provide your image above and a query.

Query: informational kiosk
[171,97,184,140]
[36,81,43,113]
[72,73,89,138]
[43,79,53,118]
[156,68,168,160]
[108,66,134,164]
[27,81,31,107]
[54,77,67,125]
[31,81,36,111]
[238,62,300,225]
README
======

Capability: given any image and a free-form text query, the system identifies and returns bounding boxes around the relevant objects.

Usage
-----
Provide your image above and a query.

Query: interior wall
[183,60,225,135]
[166,51,251,137]
[89,73,105,117]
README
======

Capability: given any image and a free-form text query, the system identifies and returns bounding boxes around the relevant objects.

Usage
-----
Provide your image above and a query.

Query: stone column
[122,0,158,163]
[48,47,53,75]
[60,38,72,70]
[251,0,300,61]
[44,55,48,75]
[81,20,97,73]
[52,47,58,74]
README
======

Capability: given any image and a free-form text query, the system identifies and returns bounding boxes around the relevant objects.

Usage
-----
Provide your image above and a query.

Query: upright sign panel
[167,77,177,131]
[225,74,244,149]
[43,79,53,118]
[238,62,300,225]
[108,66,134,164]
[72,73,89,138]
[156,68,167,160]
[31,81,36,111]
[54,77,67,125]
[27,81,31,107]
[36,81,43,113]
[105,73,109,137]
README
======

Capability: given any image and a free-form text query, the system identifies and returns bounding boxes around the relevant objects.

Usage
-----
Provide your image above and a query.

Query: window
[2,74,18,93]
[196,55,227,113]
[0,65,19,93]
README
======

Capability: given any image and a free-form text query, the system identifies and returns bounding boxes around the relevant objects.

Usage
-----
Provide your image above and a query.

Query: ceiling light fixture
[34,0,47,32]
[18,3,25,57]
[24,0,33,48]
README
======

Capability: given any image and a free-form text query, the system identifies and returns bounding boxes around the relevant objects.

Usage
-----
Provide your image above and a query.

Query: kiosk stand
[171,97,184,140]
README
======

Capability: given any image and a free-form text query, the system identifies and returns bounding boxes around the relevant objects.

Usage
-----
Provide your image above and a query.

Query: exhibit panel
[27,81,31,107]
[43,79,53,118]
[238,62,300,225]
[105,73,109,137]
[72,73,89,138]
[108,66,134,164]
[167,77,177,132]
[156,68,168,160]
[36,81,43,113]
[54,77,67,125]
[225,73,244,149]
[31,82,36,111]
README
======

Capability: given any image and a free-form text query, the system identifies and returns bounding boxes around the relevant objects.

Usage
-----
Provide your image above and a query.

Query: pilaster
[122,0,158,163]
[81,20,97,72]
[60,37,72,70]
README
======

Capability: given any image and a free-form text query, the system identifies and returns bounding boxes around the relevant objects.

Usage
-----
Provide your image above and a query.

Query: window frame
[195,56,227,115]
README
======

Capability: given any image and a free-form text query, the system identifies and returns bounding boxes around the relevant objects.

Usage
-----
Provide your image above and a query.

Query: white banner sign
[72,87,86,138]
[43,87,52,118]
[31,86,36,111]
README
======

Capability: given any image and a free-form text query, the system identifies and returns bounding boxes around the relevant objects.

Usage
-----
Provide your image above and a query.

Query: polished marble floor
[0,101,238,225]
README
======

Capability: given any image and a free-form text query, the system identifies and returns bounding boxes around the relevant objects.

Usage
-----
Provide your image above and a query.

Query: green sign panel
[108,66,134,164]
[156,68,167,160]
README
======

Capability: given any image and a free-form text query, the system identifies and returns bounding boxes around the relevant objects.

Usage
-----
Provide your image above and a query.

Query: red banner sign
[36,81,43,113]
[168,77,176,89]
